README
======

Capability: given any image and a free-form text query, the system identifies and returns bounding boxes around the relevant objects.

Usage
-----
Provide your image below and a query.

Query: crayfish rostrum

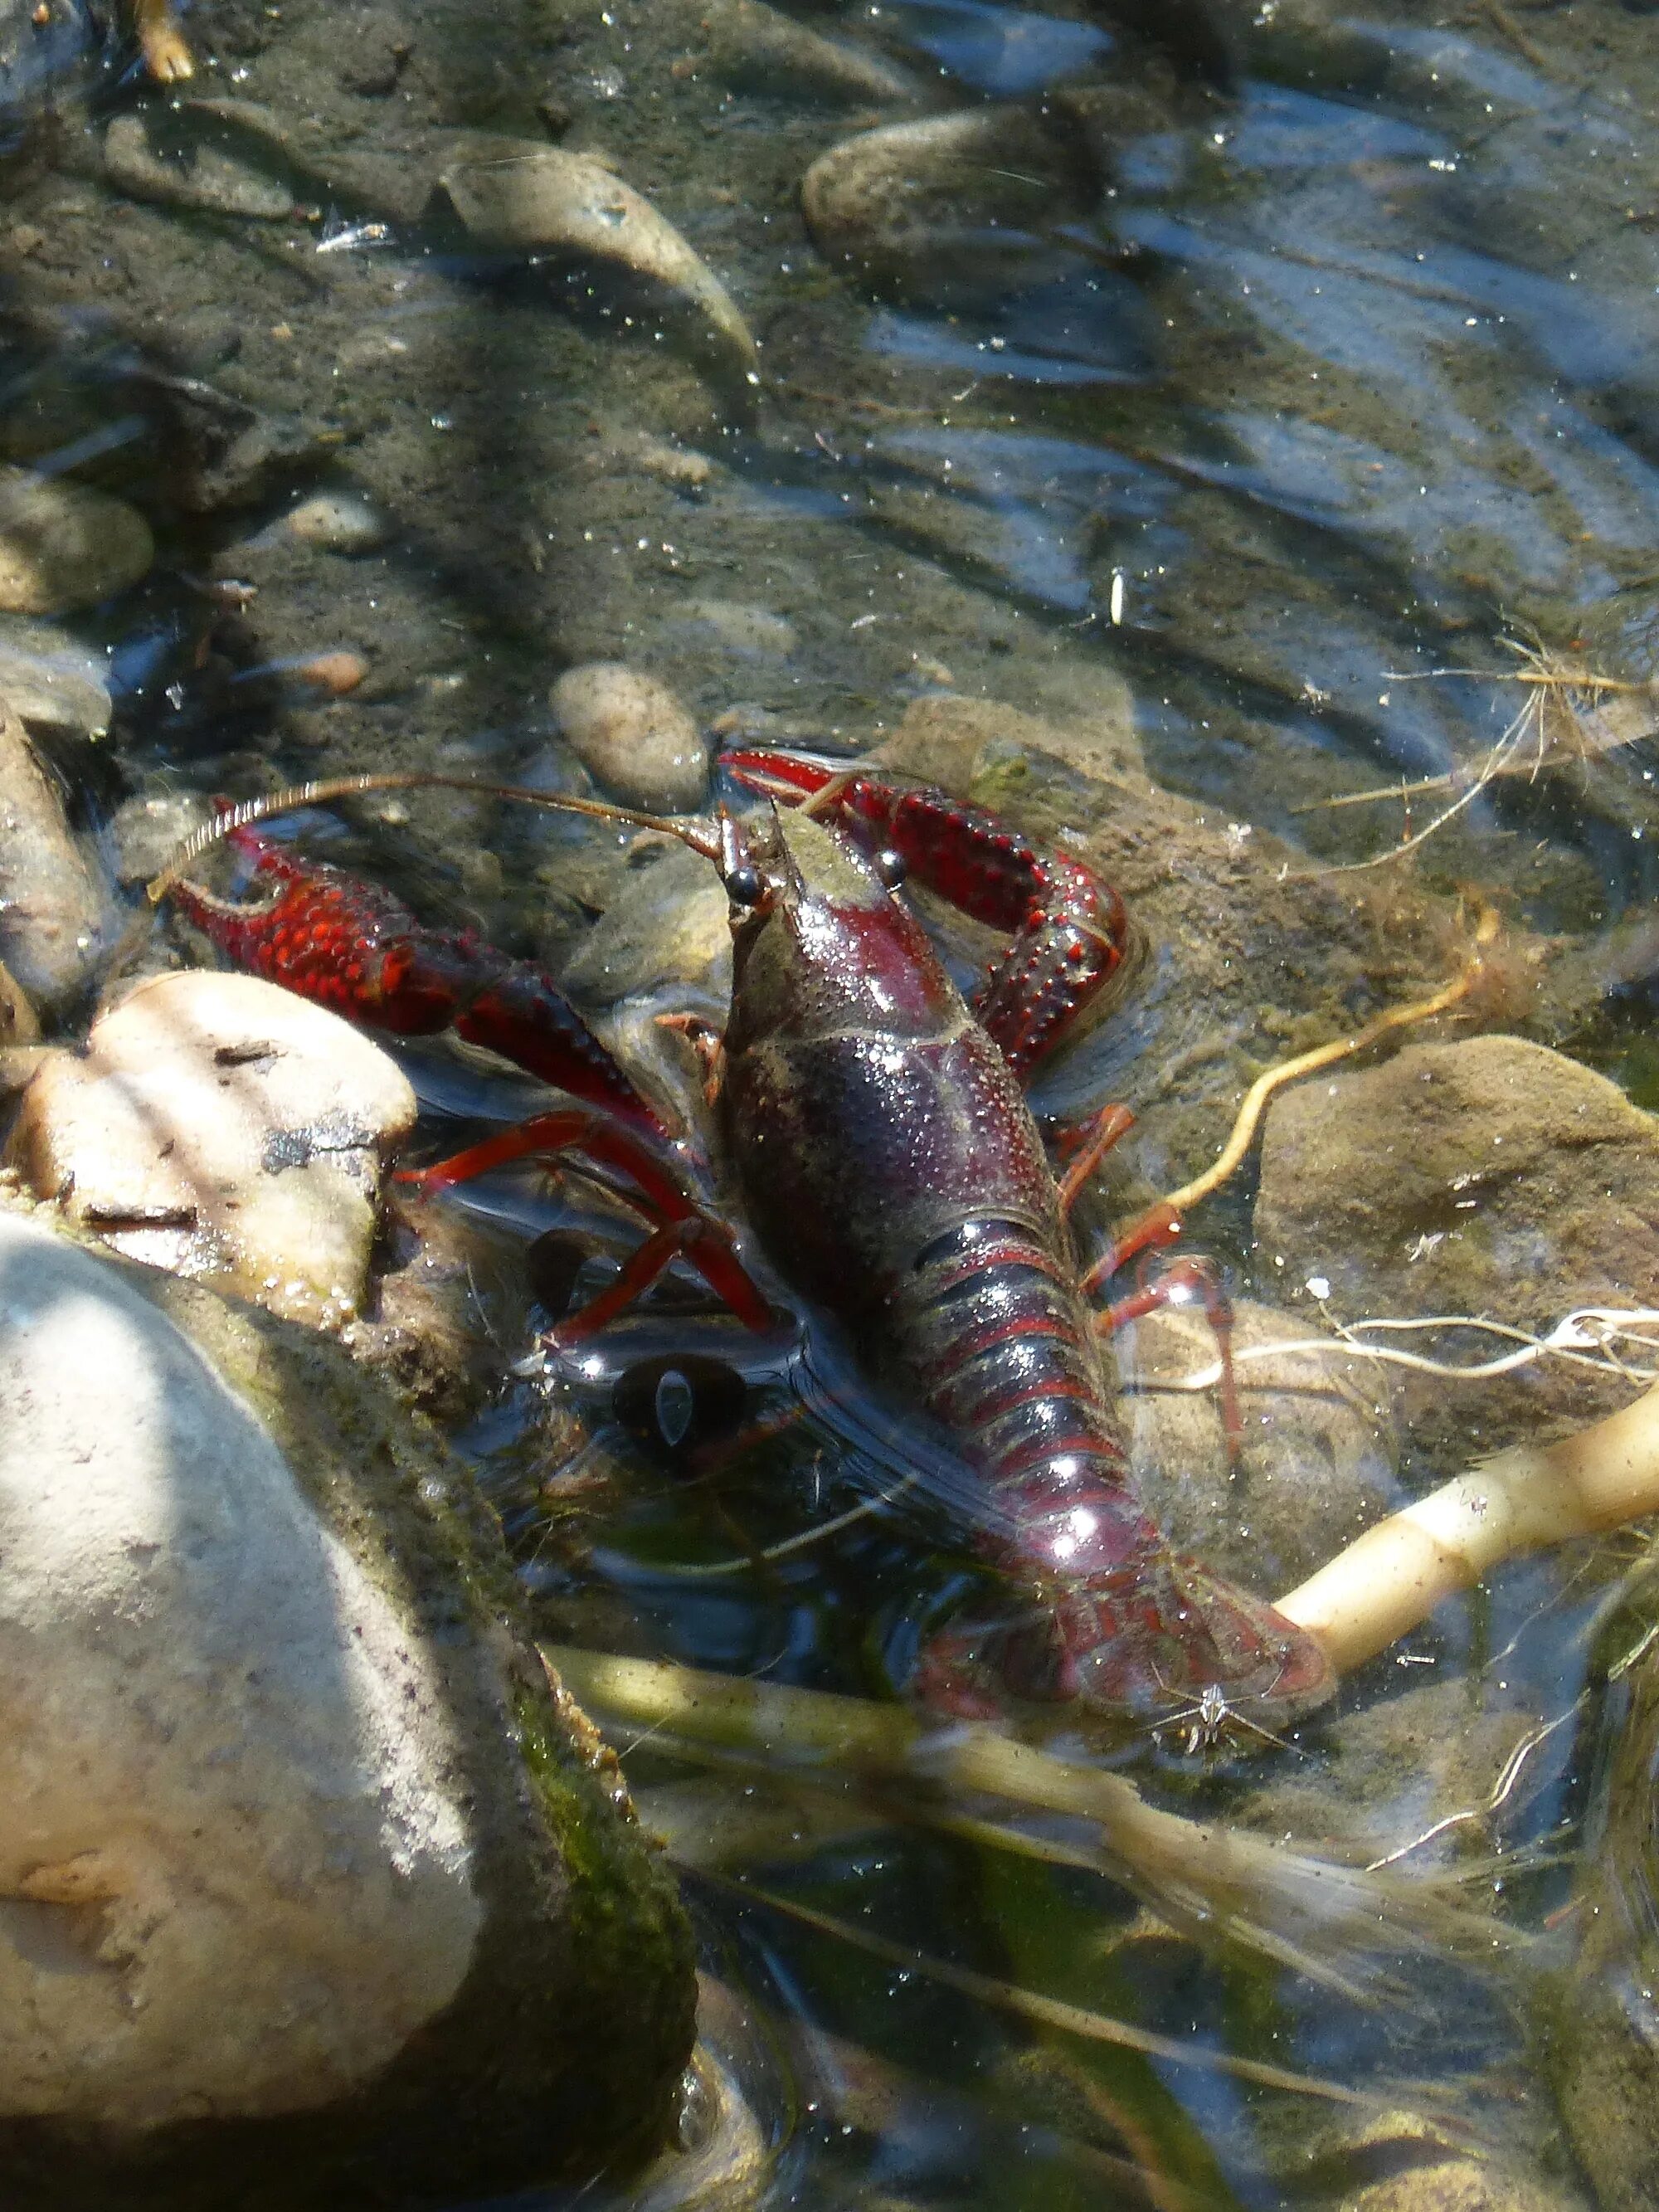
[156,748,1336,1752]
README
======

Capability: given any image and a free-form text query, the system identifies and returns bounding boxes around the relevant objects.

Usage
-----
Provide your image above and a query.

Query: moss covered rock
[0,1205,694,2209]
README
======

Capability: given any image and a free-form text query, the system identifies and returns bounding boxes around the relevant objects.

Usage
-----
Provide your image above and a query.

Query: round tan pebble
[550,662,709,812]
[0,468,153,615]
[296,649,367,696]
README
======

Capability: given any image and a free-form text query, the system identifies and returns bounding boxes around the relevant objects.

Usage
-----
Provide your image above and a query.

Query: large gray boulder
[0,1206,694,2207]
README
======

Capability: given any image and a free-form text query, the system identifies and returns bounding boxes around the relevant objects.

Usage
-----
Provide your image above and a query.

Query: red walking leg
[1094,1252,1243,1471]
[399,1109,773,1334]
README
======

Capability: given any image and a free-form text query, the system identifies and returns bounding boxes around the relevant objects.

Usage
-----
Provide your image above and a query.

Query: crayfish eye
[725,864,763,907]
[874,847,907,889]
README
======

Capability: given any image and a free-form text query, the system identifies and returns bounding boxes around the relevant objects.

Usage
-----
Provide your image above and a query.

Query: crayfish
[154,749,1336,1752]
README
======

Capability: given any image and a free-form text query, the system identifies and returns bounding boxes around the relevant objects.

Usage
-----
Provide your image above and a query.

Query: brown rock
[0,468,153,615]
[550,662,710,812]
[0,699,115,1012]
[1254,1035,1659,1452]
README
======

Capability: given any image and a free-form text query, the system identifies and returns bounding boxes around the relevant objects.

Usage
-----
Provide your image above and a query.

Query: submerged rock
[1554,1620,1659,2212]
[800,105,1107,305]
[8,970,416,1328]
[1303,2110,1588,2212]
[343,1196,523,1422]
[105,790,216,889]
[0,617,111,737]
[0,700,114,1014]
[560,839,730,1007]
[0,958,36,1045]
[283,489,391,553]
[0,1205,694,2205]
[1121,1298,1400,1595]
[698,0,918,105]
[0,470,153,616]
[876,685,1144,794]
[435,134,759,392]
[103,107,294,220]
[551,661,710,812]
[1254,1035,1659,1453]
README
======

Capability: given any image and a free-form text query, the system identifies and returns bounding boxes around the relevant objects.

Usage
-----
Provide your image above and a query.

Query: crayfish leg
[401,1108,773,1335]
[1096,1252,1244,1475]
[1053,1102,1136,1216]
[132,0,194,77]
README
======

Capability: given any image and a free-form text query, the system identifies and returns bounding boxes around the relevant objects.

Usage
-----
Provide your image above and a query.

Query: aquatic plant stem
[542,1644,1514,1987]
[695,1872,1396,2110]
[1277,1376,1659,1670]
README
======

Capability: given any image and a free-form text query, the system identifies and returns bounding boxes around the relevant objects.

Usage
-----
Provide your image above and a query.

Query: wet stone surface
[1255,1035,1659,1452]
[8,968,416,1328]
[0,1201,696,2208]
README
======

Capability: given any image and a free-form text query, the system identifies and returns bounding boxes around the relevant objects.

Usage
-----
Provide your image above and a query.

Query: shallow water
[5,0,1659,2202]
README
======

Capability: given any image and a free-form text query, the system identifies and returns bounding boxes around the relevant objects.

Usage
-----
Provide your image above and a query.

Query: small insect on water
[1150,1678,1301,1761]
[151,757,1337,1756]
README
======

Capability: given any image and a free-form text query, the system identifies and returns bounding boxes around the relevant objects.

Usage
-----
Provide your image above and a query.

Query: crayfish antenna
[142,770,723,912]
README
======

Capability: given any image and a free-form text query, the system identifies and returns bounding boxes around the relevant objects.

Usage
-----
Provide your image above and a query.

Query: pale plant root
[1292,633,1659,876]
[1277,1376,1659,1673]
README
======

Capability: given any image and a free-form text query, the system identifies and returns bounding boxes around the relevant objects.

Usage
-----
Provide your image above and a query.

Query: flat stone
[0,469,153,616]
[7,969,417,1328]
[438,134,758,391]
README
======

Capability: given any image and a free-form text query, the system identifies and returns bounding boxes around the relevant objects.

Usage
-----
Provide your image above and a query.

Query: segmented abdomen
[892,1216,1157,1587]
[889,1213,1335,1722]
